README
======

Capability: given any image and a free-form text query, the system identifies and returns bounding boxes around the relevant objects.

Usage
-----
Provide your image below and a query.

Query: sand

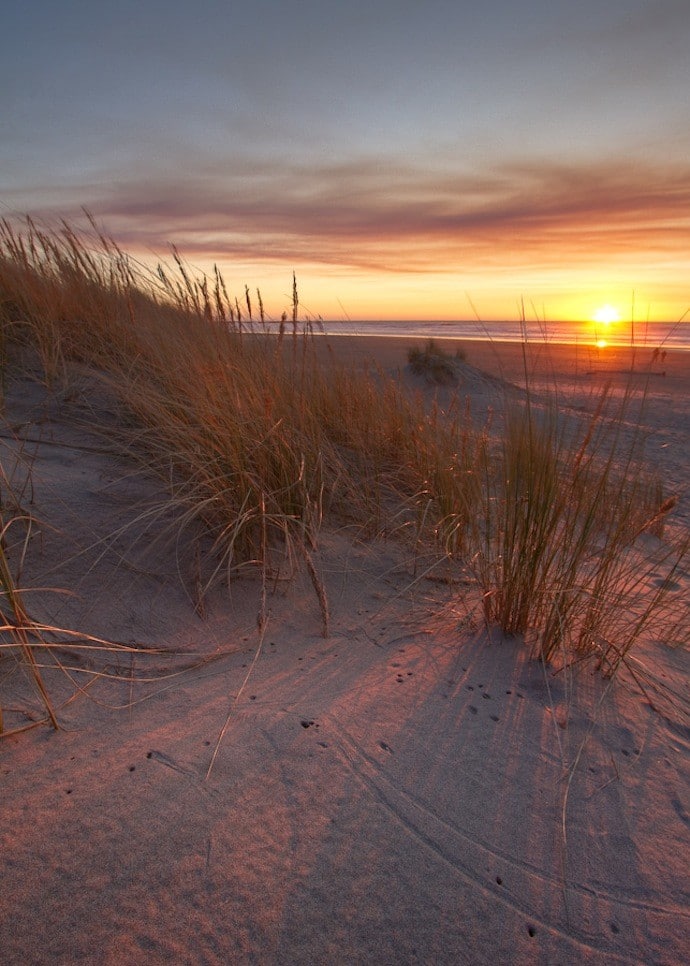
[1,337,688,965]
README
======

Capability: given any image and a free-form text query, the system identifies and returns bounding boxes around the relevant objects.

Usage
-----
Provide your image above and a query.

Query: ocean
[311,319,690,351]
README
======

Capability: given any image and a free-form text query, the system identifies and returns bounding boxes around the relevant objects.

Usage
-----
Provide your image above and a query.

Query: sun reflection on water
[591,304,621,348]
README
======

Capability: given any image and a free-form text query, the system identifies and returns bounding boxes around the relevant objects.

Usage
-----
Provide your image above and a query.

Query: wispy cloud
[12,155,690,276]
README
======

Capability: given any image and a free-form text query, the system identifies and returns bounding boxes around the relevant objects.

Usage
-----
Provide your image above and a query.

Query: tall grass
[468,355,687,668]
[0,218,457,622]
[1,214,686,710]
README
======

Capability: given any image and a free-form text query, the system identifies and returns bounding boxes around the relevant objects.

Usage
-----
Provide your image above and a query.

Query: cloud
[11,154,690,276]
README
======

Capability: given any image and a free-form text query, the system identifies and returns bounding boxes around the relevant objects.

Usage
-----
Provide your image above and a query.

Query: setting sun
[592,305,621,325]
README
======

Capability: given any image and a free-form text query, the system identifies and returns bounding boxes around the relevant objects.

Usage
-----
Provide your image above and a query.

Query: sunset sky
[2,0,689,323]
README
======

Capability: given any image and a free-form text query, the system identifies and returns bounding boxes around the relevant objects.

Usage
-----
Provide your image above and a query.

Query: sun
[592,304,621,325]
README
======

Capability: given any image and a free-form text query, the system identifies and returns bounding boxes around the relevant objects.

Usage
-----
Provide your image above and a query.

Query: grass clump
[468,365,688,670]
[407,339,466,384]
[0,217,459,627]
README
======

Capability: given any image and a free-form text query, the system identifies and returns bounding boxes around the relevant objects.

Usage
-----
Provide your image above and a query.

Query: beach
[1,334,689,965]
[319,332,687,383]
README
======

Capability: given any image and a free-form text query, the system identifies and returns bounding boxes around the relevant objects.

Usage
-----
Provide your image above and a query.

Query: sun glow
[592,304,621,325]
[591,304,622,348]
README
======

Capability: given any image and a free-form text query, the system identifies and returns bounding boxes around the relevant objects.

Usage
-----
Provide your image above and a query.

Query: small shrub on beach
[407,339,466,384]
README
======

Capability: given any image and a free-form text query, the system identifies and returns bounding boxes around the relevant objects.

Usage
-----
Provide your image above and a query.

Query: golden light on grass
[1,215,687,737]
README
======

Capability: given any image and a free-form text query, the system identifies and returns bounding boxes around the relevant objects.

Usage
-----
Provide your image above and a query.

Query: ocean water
[313,319,690,350]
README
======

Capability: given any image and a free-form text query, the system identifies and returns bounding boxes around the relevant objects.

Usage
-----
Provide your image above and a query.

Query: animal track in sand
[328,721,655,956]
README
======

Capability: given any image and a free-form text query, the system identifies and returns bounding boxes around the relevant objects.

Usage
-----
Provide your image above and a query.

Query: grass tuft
[408,339,466,384]
[467,360,688,668]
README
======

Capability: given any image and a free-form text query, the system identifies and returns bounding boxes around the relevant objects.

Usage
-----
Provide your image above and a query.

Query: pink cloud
[11,156,690,276]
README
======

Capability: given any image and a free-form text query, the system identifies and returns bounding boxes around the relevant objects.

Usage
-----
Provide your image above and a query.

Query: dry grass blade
[1,542,59,730]
[0,534,144,732]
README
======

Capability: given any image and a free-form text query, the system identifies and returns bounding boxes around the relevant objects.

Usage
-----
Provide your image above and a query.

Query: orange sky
[122,157,689,323]
[2,1,689,323]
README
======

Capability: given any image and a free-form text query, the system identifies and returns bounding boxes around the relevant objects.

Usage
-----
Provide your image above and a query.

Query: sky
[2,0,689,323]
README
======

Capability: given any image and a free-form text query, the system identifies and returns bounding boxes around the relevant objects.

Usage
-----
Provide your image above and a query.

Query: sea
[307,319,690,351]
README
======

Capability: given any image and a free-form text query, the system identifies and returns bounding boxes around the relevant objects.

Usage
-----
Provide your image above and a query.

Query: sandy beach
[1,335,688,965]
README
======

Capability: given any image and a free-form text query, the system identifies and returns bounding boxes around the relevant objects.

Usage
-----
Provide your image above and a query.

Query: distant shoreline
[263,318,690,351]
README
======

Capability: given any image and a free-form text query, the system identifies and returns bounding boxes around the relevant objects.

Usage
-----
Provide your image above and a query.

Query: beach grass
[470,374,686,667]
[407,338,466,384]
[1,215,687,731]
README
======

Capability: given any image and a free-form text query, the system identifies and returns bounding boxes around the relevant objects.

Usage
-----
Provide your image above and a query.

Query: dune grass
[0,215,687,733]
[407,338,466,384]
[470,375,686,667]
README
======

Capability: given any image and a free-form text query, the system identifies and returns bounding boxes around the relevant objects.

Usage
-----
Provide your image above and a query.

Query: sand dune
[1,338,688,964]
